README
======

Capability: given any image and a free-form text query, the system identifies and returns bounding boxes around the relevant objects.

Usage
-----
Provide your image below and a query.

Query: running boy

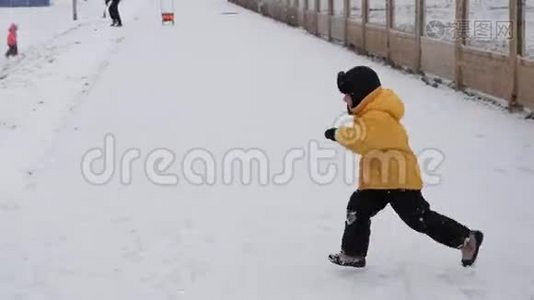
[325,66,483,268]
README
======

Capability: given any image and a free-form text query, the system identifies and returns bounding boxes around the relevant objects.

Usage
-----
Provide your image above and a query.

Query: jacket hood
[350,88,405,120]
[9,24,18,33]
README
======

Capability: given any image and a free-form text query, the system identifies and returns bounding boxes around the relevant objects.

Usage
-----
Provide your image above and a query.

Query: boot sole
[328,255,366,268]
[462,231,484,267]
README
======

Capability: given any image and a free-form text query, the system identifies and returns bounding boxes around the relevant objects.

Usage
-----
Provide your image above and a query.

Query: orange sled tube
[162,13,174,22]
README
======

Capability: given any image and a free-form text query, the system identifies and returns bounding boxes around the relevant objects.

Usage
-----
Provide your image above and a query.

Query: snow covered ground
[1,0,110,52]
[0,0,145,190]
[1,0,534,299]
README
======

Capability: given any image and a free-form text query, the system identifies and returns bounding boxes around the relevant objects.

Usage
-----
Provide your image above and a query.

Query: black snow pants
[5,45,18,57]
[341,190,471,257]
[109,0,122,25]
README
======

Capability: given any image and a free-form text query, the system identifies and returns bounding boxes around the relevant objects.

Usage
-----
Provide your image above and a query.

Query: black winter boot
[461,231,484,267]
[328,251,366,268]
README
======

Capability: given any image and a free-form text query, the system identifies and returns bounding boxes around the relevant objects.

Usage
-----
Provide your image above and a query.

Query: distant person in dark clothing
[106,0,122,27]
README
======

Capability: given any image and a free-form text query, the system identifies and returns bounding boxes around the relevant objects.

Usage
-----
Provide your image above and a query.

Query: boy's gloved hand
[324,128,337,141]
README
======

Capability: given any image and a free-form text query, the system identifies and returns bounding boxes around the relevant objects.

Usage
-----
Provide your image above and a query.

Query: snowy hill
[0,0,534,299]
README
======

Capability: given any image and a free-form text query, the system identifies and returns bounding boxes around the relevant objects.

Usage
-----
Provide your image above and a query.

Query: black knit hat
[337,66,381,108]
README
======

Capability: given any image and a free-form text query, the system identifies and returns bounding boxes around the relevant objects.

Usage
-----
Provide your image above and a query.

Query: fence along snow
[230,0,534,111]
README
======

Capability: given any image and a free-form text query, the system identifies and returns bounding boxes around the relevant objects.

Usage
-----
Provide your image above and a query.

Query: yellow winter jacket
[335,87,423,190]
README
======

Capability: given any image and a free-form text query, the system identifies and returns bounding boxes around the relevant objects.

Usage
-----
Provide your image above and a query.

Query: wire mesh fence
[264,0,533,57]
[233,0,534,111]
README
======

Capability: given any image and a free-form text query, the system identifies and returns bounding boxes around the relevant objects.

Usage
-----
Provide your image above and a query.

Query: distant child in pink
[5,23,18,58]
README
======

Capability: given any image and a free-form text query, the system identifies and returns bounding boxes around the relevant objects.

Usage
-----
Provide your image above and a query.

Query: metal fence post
[315,0,320,35]
[286,0,291,24]
[306,0,310,29]
[72,0,77,20]
[415,0,424,73]
[344,0,350,46]
[295,0,301,26]
[386,0,394,63]
[454,0,467,90]
[362,0,368,53]
[509,0,524,111]
[328,0,334,41]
